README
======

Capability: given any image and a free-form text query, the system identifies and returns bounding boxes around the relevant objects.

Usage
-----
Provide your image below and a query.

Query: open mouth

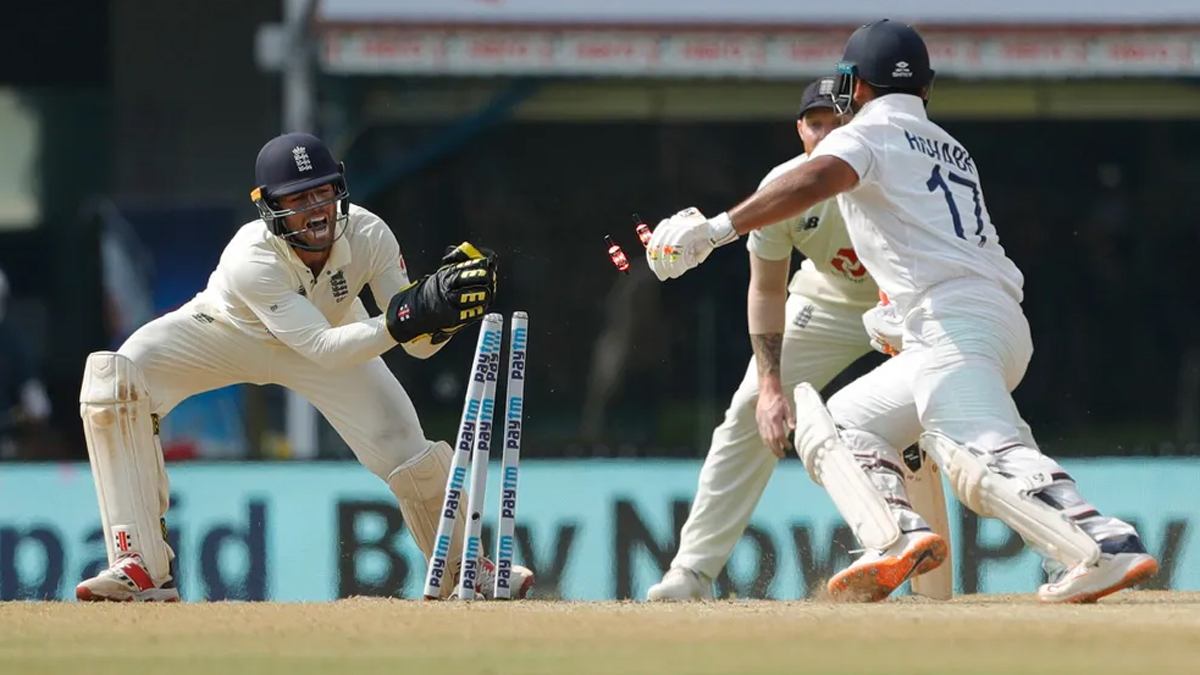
[306,215,330,238]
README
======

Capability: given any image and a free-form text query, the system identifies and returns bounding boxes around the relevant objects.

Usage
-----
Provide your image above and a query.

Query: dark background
[2,1,1198,464]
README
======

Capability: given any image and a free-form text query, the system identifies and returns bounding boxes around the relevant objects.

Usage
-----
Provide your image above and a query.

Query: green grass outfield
[2,591,1197,674]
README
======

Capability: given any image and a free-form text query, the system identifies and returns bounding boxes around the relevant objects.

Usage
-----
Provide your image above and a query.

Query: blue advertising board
[1,459,1195,601]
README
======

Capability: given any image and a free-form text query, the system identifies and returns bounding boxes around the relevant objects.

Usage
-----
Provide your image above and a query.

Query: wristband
[707,212,739,247]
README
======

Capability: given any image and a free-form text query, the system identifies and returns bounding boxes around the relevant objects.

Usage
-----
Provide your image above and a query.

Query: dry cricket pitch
[3,591,1198,674]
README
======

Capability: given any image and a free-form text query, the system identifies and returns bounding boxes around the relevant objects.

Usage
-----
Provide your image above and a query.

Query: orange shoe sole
[1043,557,1159,605]
[828,534,949,603]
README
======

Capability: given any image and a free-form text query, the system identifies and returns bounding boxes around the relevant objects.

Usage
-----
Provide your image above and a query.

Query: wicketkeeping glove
[441,241,497,269]
[428,242,499,344]
[385,244,498,344]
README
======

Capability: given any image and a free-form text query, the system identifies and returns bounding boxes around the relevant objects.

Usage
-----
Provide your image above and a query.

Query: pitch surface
[2,591,1197,674]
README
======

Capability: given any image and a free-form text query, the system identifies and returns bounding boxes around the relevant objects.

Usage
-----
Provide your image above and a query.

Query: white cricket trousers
[826,278,1135,551]
[118,301,434,480]
[671,294,873,580]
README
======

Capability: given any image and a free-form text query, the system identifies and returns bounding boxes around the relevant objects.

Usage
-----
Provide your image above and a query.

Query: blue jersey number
[926,164,987,246]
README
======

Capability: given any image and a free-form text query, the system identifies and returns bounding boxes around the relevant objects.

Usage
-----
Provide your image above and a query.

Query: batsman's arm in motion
[725,157,859,238]
[643,155,858,283]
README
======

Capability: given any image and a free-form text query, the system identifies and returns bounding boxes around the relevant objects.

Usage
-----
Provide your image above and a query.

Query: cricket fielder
[649,78,948,601]
[76,132,534,601]
[644,21,1157,604]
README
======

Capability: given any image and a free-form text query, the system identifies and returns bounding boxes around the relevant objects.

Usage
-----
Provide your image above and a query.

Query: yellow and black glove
[440,242,496,273]
[385,242,498,345]
[429,242,499,344]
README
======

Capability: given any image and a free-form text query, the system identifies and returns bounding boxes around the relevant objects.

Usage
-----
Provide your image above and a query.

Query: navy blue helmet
[797,76,837,119]
[250,132,350,251]
[833,20,936,115]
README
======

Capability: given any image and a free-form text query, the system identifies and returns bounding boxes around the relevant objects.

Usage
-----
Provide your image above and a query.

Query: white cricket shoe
[827,530,948,603]
[1037,534,1158,604]
[76,554,180,602]
[458,557,535,600]
[646,567,714,602]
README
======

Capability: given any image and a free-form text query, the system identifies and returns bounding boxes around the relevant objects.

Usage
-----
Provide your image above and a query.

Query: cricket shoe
[76,554,180,602]
[828,530,948,603]
[457,557,535,600]
[1037,534,1158,604]
[646,567,714,601]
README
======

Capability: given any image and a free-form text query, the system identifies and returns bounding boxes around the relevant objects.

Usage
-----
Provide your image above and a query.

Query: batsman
[647,78,1034,602]
[76,132,533,601]
[647,20,1154,604]
[648,77,947,601]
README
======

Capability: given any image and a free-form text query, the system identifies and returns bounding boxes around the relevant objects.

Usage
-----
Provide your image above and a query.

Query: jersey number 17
[926,164,987,247]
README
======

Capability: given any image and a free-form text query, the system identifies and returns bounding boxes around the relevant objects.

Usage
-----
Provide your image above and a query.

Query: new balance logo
[192,312,215,323]
[293,146,313,172]
[297,285,307,298]
[330,270,348,302]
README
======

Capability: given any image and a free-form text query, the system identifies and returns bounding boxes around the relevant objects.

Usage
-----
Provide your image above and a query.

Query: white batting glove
[645,208,738,282]
[862,301,902,356]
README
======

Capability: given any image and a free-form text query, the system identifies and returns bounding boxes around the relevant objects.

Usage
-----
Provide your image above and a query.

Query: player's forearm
[750,333,785,394]
[369,269,408,314]
[727,157,854,236]
[371,271,446,359]
[728,170,825,236]
[748,288,787,393]
[281,316,398,370]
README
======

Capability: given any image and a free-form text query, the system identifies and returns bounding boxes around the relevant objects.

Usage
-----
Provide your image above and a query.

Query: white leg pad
[793,383,901,550]
[79,351,173,582]
[920,432,1100,567]
[387,440,464,597]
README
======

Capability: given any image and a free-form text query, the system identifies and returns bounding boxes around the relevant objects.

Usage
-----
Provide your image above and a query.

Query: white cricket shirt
[747,153,879,308]
[809,95,1024,311]
[191,203,426,368]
